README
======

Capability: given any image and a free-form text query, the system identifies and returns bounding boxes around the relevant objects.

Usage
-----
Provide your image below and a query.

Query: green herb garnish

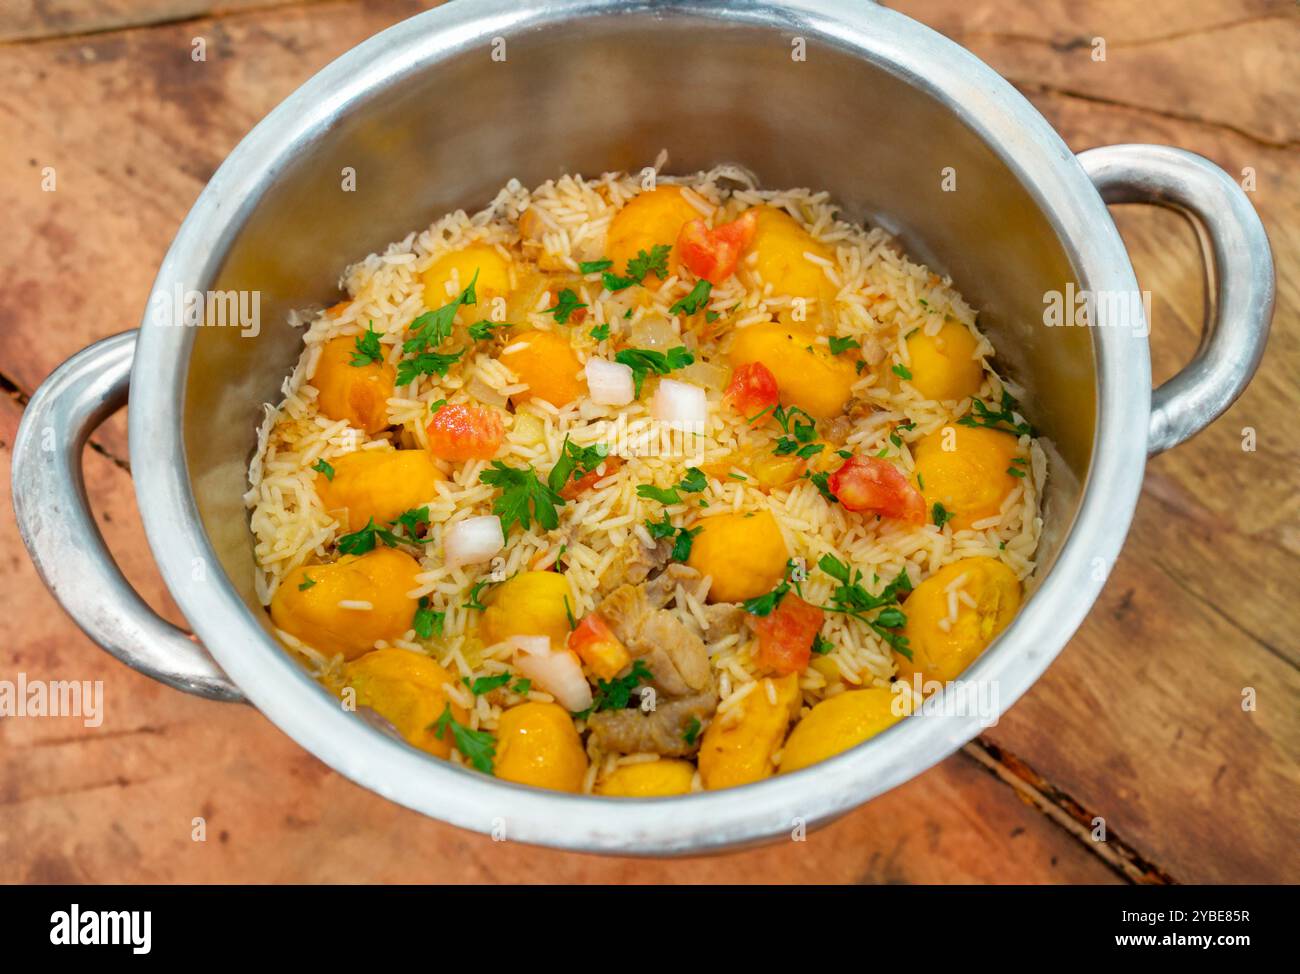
[614,346,695,398]
[311,458,335,481]
[544,288,587,324]
[480,461,565,534]
[431,704,496,773]
[336,517,404,556]
[350,323,385,366]
[669,280,712,316]
[828,336,861,355]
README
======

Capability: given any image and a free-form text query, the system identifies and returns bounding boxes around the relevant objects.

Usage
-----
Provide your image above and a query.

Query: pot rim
[129,0,1149,853]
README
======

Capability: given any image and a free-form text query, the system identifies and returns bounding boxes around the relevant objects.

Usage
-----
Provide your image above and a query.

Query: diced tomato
[426,403,504,461]
[724,361,780,422]
[568,613,631,681]
[753,594,824,675]
[676,210,758,285]
[826,455,926,523]
[559,456,623,500]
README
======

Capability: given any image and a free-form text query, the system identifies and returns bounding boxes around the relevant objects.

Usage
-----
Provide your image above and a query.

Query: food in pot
[247,162,1045,794]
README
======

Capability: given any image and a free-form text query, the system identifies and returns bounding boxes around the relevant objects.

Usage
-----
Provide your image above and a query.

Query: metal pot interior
[181,7,1094,656]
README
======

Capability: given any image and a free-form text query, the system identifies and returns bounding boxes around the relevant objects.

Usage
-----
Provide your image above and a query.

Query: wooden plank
[0,0,329,43]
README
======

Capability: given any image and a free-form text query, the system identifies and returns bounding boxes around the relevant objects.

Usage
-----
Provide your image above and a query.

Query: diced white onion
[651,378,708,427]
[443,515,504,568]
[584,358,635,406]
[628,316,678,350]
[511,638,594,713]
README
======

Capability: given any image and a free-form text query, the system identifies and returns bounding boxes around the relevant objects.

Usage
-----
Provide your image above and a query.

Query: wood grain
[1,0,1296,883]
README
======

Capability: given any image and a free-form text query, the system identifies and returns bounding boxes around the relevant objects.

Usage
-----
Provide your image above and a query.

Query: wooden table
[1,0,1295,884]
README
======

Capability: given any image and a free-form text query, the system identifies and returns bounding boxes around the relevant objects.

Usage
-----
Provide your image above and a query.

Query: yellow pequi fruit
[420,243,512,310]
[315,449,446,532]
[728,321,856,420]
[912,424,1023,530]
[312,335,396,434]
[479,571,576,649]
[596,759,696,797]
[270,548,422,659]
[493,702,588,792]
[606,186,704,286]
[687,510,790,604]
[499,329,586,407]
[341,648,467,759]
[743,207,835,300]
[698,674,802,790]
[904,321,984,402]
[897,557,1021,686]
[779,688,903,774]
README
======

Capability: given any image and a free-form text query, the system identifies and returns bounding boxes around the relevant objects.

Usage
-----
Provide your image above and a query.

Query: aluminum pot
[11,0,1272,854]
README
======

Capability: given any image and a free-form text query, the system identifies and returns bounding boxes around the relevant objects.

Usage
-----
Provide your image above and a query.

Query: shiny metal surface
[14,0,1272,853]
[1079,144,1274,455]
[10,332,244,702]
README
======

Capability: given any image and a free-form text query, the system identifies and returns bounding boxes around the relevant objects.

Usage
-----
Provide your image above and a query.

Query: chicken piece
[642,563,704,609]
[596,584,712,697]
[699,601,748,639]
[587,690,716,758]
[601,538,671,590]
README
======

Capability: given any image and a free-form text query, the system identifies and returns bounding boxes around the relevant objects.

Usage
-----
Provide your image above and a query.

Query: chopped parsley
[891,363,913,381]
[428,398,447,415]
[412,597,444,639]
[466,672,513,695]
[468,319,506,341]
[479,461,565,534]
[587,660,653,713]
[932,502,953,529]
[396,349,463,387]
[578,259,613,274]
[669,279,712,316]
[743,581,791,617]
[431,703,496,773]
[564,595,577,631]
[392,505,432,544]
[683,716,702,746]
[547,436,610,494]
[817,554,913,658]
[602,244,672,292]
[828,336,861,355]
[636,466,707,506]
[544,288,587,324]
[336,517,403,556]
[670,524,702,561]
[405,270,477,354]
[589,323,610,341]
[311,458,335,481]
[957,389,1034,437]
[298,575,316,591]
[805,469,837,503]
[614,346,695,398]
[350,324,385,366]
[644,510,676,540]
[463,579,492,612]
[812,633,835,655]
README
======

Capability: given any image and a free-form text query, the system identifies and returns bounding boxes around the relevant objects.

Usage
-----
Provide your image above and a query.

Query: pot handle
[1078,144,1274,455]
[11,331,246,702]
